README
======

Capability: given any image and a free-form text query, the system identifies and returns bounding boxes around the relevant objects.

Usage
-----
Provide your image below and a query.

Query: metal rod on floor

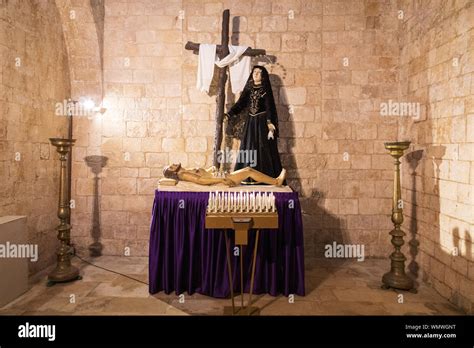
[248,229,259,315]
[240,244,244,310]
[224,230,235,315]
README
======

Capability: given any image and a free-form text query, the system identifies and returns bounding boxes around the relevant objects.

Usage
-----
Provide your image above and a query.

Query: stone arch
[54,0,105,257]
[55,0,103,104]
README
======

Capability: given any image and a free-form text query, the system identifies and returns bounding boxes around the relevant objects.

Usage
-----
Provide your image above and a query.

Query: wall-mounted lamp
[78,98,107,115]
[82,98,95,111]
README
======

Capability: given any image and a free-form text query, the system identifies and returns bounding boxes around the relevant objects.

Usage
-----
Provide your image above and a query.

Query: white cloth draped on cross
[196,44,251,94]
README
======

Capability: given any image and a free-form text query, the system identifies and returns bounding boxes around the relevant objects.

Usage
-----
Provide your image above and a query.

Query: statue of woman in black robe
[225,65,283,183]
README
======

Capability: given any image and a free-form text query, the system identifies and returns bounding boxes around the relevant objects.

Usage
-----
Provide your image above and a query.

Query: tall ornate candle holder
[85,155,108,257]
[382,141,414,292]
[48,138,80,286]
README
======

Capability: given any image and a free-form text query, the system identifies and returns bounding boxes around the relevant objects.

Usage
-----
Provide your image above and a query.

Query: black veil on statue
[226,65,284,184]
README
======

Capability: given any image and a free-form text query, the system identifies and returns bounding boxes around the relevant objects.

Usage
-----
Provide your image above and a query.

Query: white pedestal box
[0,216,28,307]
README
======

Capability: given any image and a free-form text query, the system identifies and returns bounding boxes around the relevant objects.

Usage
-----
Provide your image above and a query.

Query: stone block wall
[0,0,70,274]
[398,0,473,313]
[4,0,471,314]
[68,0,402,261]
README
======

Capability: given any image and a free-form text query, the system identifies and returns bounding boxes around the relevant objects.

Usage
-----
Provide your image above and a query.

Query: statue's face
[253,68,262,84]
[169,163,180,172]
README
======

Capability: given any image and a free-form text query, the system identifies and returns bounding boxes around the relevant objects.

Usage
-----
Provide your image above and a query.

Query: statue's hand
[224,178,237,187]
[267,123,276,140]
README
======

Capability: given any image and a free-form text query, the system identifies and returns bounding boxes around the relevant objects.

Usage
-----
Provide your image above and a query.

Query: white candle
[245,192,249,212]
[256,192,260,212]
[251,192,255,212]
[250,192,253,212]
[219,192,222,212]
[234,193,237,212]
[249,192,252,212]
[240,191,243,212]
[271,194,276,212]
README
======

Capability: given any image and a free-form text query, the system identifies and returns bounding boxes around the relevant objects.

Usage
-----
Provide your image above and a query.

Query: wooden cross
[185,9,266,168]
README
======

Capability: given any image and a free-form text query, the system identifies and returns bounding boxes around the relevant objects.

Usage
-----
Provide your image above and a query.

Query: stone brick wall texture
[398,0,473,313]
[0,0,70,274]
[1,0,472,313]
[67,0,403,261]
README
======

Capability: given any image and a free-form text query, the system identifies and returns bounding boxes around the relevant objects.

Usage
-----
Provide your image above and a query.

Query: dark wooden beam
[212,9,230,168]
[185,41,266,57]
[183,9,267,168]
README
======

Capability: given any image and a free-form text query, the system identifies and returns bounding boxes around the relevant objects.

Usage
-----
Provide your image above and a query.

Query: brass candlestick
[382,141,414,292]
[85,155,108,257]
[48,138,80,286]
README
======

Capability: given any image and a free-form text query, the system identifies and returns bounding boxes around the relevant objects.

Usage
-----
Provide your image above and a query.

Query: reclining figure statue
[161,163,286,187]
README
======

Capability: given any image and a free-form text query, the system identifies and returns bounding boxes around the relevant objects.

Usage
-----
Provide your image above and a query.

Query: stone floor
[0,256,464,315]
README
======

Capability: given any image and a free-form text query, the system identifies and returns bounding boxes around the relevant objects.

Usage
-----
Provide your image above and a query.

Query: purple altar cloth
[149,190,305,298]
